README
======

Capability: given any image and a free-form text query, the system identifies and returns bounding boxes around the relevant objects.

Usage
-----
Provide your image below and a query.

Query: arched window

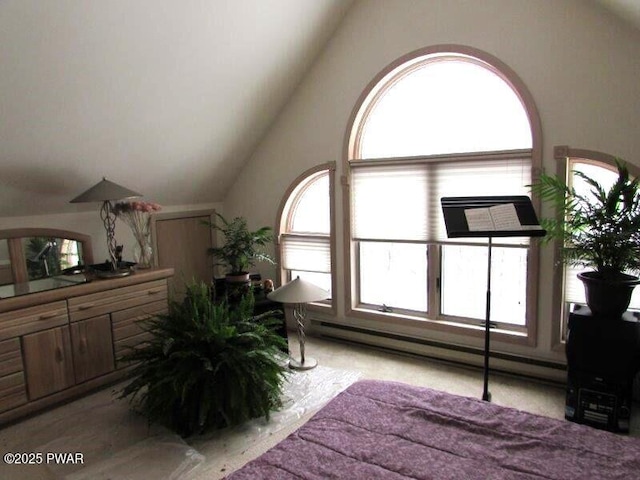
[553,147,640,343]
[346,46,541,339]
[277,164,335,302]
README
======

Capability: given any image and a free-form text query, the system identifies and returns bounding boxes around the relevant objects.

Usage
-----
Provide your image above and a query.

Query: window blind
[352,164,429,241]
[430,155,532,244]
[281,234,331,273]
[351,150,532,244]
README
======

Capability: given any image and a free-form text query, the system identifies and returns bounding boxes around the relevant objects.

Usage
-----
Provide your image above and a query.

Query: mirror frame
[0,228,94,284]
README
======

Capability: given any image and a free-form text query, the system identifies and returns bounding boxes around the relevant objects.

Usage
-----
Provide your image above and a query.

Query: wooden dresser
[0,268,173,425]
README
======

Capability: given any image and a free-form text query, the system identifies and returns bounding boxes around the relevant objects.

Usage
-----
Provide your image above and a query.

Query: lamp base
[89,262,135,279]
[289,356,318,371]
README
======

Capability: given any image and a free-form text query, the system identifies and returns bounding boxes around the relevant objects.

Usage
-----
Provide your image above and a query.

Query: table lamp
[70,177,141,271]
[267,276,329,370]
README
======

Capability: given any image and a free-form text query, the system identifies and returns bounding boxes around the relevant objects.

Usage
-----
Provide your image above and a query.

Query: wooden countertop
[0,268,174,314]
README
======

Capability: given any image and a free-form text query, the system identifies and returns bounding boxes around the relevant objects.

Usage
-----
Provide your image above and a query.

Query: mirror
[22,236,86,280]
[0,228,94,298]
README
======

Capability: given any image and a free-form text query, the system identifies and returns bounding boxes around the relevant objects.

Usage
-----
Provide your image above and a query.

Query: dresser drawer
[0,338,22,377]
[68,280,168,322]
[0,301,68,341]
[112,300,167,367]
[111,299,167,342]
[0,372,27,413]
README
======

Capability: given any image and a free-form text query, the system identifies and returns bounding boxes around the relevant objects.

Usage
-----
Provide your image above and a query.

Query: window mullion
[427,243,440,317]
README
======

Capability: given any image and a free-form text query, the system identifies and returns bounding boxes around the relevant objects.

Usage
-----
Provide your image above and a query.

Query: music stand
[440,196,545,402]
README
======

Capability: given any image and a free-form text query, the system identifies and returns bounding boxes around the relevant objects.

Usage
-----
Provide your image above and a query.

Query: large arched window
[277,163,335,306]
[346,46,541,340]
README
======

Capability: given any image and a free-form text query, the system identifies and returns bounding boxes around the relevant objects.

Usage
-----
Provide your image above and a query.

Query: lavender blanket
[227,380,640,479]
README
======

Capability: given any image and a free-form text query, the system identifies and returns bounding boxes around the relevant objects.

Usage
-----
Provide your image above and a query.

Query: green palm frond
[530,159,640,277]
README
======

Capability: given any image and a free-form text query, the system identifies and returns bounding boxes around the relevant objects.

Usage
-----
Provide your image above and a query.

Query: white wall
[224,0,640,366]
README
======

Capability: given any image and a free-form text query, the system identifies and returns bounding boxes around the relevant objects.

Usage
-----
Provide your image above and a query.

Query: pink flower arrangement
[113,201,162,266]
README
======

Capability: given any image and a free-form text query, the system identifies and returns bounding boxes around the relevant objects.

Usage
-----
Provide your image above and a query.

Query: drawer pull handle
[148,289,162,295]
[55,347,64,363]
[79,338,87,354]
[78,304,95,310]
[38,313,58,320]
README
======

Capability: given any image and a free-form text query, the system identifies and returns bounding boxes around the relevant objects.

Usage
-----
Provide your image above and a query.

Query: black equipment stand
[441,196,545,402]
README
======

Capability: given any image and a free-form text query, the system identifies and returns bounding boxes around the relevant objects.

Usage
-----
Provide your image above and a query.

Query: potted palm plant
[119,281,288,437]
[532,160,640,317]
[207,213,275,284]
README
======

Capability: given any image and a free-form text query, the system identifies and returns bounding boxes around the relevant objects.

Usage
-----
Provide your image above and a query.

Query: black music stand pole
[482,236,492,402]
[440,196,545,402]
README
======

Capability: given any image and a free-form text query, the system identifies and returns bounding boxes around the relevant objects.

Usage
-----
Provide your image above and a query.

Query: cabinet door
[70,315,115,384]
[23,327,75,400]
[153,211,214,299]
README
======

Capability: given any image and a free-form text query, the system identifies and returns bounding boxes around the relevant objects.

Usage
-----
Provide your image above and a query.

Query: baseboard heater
[314,321,567,384]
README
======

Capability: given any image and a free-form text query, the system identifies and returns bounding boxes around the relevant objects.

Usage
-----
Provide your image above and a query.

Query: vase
[134,236,154,269]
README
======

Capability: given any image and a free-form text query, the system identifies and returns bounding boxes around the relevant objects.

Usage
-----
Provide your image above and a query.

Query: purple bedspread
[226,380,640,479]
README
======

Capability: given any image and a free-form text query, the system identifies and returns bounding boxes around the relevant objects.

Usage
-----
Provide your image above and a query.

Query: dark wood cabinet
[565,306,640,432]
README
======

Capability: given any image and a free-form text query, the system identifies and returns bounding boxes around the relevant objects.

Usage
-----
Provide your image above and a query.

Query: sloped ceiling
[0,0,353,216]
[1,0,638,218]
[595,0,640,28]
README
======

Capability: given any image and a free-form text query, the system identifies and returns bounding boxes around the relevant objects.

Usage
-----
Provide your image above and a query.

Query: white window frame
[343,45,542,345]
[275,162,336,313]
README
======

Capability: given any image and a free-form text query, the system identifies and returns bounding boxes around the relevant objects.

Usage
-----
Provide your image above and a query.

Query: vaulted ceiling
[596,0,640,28]
[0,0,353,216]
[0,0,637,217]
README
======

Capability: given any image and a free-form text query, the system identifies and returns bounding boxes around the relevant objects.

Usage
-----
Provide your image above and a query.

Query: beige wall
[224,0,640,367]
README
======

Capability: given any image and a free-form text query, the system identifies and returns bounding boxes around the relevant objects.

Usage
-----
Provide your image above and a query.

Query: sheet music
[464,208,495,231]
[488,203,521,230]
[464,203,523,231]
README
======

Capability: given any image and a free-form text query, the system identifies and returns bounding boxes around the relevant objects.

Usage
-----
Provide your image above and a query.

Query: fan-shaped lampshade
[70,177,141,203]
[267,276,329,304]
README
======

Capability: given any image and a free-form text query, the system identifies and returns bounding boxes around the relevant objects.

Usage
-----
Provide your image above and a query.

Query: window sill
[348,306,532,346]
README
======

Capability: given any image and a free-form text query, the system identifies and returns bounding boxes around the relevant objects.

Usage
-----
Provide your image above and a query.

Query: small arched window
[278,165,334,299]
[555,148,640,342]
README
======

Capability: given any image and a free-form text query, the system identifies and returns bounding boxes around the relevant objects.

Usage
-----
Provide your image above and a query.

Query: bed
[226,379,640,479]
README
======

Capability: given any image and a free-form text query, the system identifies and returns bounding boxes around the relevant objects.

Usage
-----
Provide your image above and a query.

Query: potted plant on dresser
[532,159,640,318]
[207,213,275,284]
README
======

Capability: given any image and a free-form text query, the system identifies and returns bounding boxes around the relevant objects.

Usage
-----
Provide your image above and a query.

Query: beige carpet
[0,334,635,479]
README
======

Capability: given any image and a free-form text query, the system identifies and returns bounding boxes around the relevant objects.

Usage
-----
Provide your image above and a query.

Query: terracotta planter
[578,271,640,318]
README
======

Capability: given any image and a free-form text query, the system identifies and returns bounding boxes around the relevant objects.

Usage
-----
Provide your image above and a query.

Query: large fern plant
[119,282,288,437]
